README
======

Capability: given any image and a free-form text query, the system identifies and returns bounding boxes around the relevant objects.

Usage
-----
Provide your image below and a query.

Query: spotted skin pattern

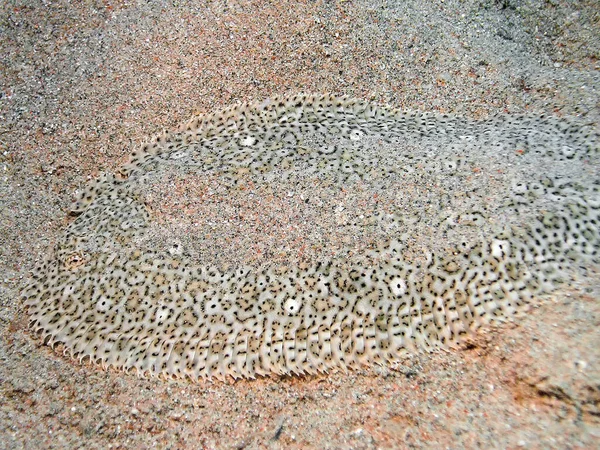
[23,94,599,381]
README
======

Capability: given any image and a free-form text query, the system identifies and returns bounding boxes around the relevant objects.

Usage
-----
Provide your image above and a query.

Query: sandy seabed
[1,1,599,448]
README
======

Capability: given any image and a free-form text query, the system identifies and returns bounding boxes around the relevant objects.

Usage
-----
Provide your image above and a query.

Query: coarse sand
[1,0,599,448]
